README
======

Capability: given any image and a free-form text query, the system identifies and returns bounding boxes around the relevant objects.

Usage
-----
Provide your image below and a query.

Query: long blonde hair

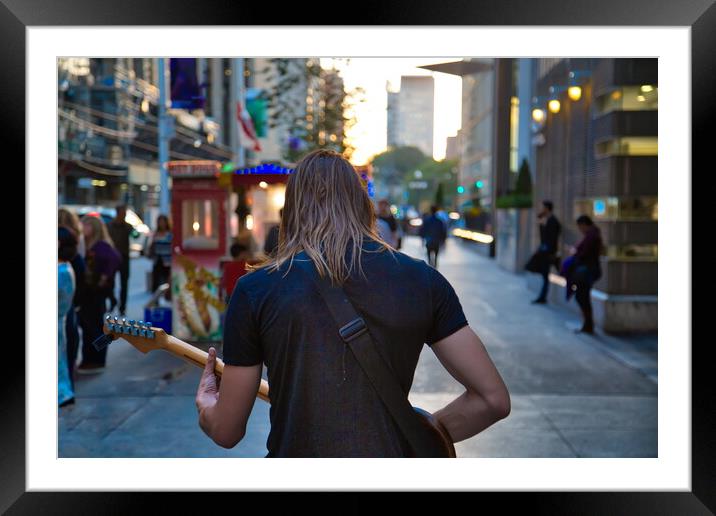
[81,214,115,250]
[257,149,392,284]
[58,208,82,237]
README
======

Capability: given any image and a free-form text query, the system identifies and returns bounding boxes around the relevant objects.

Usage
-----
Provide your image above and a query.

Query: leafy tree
[514,158,532,194]
[370,146,427,201]
[258,58,361,162]
[394,156,458,209]
[495,158,533,208]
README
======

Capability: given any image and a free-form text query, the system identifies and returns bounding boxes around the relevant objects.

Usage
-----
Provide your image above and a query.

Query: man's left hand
[196,347,220,413]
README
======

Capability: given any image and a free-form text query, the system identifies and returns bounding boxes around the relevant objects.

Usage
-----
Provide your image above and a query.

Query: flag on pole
[237,101,262,152]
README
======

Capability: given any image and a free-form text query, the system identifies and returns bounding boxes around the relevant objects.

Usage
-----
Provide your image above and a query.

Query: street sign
[408,181,428,189]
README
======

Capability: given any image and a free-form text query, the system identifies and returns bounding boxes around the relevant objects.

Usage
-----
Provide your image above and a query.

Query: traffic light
[457,185,465,194]
[475,180,484,189]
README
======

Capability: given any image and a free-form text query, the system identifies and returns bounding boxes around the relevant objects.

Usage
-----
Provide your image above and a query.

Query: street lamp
[547,86,561,114]
[567,70,591,101]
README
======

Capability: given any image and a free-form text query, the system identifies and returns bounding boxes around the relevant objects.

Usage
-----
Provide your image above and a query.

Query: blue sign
[170,58,205,110]
[593,199,606,216]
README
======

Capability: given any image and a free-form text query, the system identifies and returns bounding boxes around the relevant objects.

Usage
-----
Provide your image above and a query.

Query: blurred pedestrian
[377,199,399,248]
[563,215,604,334]
[195,149,510,456]
[58,227,77,407]
[58,208,85,257]
[107,205,134,316]
[420,205,448,268]
[77,215,121,374]
[263,208,282,257]
[525,200,562,304]
[221,242,252,302]
[59,210,86,389]
[146,214,172,294]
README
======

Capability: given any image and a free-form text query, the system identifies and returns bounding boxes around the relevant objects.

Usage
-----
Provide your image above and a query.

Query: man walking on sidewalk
[107,205,134,316]
[526,200,561,304]
[420,205,448,268]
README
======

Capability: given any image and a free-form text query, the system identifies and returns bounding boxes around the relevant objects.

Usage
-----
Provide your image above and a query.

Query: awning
[419,59,493,77]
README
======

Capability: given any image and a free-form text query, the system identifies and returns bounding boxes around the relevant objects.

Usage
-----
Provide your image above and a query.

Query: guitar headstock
[102,315,169,354]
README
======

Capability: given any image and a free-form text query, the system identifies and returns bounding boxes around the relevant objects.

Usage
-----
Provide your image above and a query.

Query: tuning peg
[145,322,152,328]
[138,320,144,327]
[129,319,135,325]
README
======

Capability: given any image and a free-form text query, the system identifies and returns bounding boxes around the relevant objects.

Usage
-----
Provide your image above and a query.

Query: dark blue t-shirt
[222,238,468,457]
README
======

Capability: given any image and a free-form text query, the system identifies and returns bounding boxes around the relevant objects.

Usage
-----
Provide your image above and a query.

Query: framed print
[7,0,714,512]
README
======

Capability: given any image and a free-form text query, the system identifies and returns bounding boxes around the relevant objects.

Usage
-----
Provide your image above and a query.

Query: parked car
[61,205,151,257]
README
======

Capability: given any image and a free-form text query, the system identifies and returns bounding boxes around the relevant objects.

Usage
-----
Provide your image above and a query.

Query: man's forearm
[433,390,508,443]
[198,404,218,440]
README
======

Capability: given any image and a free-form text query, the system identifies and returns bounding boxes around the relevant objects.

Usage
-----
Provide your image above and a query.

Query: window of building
[182,199,219,250]
[594,85,658,116]
[605,244,658,261]
[574,196,658,221]
[594,137,658,158]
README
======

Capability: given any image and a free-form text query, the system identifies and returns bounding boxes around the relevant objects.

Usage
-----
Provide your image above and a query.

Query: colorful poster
[171,254,225,342]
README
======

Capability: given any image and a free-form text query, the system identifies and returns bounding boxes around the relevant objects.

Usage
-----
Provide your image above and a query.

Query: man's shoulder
[370,248,431,278]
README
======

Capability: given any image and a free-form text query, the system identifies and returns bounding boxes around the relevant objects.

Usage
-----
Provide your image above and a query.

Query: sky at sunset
[320,58,463,165]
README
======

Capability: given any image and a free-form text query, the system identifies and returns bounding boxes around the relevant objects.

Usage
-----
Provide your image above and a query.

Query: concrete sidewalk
[406,236,657,458]
[59,238,657,458]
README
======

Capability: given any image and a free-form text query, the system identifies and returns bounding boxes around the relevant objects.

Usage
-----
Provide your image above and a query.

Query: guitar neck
[164,334,270,403]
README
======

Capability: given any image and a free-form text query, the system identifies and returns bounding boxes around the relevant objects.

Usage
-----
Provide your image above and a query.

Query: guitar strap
[294,257,446,457]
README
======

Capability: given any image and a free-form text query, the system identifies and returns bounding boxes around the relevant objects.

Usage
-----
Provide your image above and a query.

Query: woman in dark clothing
[77,215,121,374]
[571,215,603,334]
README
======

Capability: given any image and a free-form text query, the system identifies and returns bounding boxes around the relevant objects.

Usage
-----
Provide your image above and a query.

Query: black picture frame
[7,0,712,512]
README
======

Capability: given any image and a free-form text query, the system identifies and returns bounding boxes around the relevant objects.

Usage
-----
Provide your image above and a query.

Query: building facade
[530,58,658,332]
[385,75,435,157]
[58,58,239,221]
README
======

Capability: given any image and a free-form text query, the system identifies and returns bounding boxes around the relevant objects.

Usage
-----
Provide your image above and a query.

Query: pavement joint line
[100,398,152,441]
[529,395,582,458]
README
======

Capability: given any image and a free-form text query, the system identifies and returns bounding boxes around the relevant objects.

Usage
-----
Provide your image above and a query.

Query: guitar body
[413,407,457,458]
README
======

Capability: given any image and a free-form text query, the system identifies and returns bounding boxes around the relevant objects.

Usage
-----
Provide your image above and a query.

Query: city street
[59,235,657,458]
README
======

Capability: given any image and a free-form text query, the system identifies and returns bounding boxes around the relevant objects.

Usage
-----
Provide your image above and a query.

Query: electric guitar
[95,316,455,457]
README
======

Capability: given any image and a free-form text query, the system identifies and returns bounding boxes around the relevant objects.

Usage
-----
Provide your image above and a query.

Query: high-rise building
[385,75,435,157]
[445,134,460,161]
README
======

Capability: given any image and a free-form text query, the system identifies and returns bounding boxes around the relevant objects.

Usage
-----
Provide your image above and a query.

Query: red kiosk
[168,160,292,343]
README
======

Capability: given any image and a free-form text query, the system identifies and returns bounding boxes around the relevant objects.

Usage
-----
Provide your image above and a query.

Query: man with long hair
[195,149,510,457]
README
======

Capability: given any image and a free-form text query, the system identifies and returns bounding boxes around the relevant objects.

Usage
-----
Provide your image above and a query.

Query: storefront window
[594,137,658,158]
[594,85,658,115]
[574,196,658,221]
[605,244,658,260]
[182,199,219,250]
